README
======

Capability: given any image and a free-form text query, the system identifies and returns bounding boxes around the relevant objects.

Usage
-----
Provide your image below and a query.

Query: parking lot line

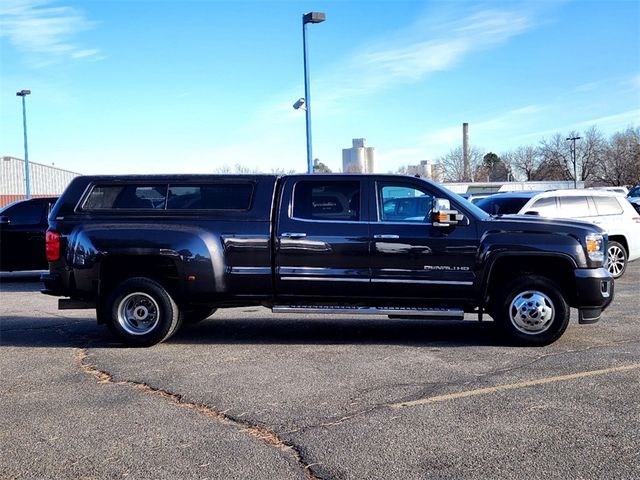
[392,363,640,408]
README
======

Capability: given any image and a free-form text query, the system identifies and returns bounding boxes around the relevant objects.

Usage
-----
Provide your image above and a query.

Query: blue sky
[1,0,639,175]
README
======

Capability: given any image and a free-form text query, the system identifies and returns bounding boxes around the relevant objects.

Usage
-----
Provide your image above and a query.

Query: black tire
[491,275,570,346]
[605,241,627,279]
[104,277,182,347]
[182,307,217,325]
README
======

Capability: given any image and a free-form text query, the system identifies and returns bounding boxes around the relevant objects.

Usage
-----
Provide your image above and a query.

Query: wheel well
[608,235,628,255]
[99,255,180,303]
[486,255,575,306]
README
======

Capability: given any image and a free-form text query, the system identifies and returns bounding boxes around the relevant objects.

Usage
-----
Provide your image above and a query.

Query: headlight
[586,232,604,262]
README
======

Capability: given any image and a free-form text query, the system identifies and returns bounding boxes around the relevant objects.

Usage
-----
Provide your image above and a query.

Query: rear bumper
[41,271,65,296]
[574,267,614,324]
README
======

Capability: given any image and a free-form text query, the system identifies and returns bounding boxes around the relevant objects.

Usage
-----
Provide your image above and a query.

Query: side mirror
[0,216,9,226]
[524,210,539,216]
[431,198,464,227]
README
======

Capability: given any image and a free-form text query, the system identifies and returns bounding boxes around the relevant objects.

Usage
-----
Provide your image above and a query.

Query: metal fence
[1,156,80,208]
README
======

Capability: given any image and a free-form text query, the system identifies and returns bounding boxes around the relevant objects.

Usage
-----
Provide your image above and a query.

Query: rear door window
[559,196,591,218]
[292,180,361,221]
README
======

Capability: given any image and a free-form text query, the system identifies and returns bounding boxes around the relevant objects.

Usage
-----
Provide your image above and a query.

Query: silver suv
[518,190,640,278]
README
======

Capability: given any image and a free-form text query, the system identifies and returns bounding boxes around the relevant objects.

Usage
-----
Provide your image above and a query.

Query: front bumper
[574,267,614,324]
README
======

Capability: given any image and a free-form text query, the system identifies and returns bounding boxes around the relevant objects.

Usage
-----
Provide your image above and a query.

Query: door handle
[281,232,307,239]
[374,234,399,239]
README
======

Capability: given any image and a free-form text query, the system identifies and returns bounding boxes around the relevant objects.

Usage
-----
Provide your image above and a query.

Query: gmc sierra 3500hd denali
[42,174,614,347]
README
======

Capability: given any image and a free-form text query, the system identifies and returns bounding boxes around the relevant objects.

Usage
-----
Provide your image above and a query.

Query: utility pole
[566,136,581,189]
[16,90,32,199]
[302,12,326,174]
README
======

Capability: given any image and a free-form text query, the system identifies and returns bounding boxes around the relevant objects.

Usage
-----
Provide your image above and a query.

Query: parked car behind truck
[476,189,640,278]
[42,174,614,347]
[0,197,58,271]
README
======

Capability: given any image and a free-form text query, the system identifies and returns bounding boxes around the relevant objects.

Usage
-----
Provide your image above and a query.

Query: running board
[272,305,464,319]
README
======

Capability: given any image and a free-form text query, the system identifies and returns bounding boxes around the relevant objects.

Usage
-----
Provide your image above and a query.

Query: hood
[484,214,606,236]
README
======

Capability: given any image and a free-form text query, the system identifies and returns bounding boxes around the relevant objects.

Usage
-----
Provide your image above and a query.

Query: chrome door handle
[281,232,307,239]
[374,234,399,239]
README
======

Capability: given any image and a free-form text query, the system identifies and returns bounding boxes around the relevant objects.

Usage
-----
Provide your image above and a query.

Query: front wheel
[491,275,570,346]
[105,277,182,347]
[605,241,627,278]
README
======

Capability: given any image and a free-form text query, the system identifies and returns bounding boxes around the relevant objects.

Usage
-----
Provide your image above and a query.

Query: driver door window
[378,185,432,222]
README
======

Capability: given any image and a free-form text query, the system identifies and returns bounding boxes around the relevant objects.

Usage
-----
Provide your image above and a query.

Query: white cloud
[316,8,535,106]
[574,109,640,129]
[194,5,542,173]
[0,0,101,65]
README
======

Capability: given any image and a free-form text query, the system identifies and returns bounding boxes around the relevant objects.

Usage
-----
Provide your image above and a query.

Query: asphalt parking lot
[1,265,639,480]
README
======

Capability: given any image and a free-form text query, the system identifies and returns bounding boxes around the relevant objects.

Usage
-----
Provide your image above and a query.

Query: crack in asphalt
[74,348,323,480]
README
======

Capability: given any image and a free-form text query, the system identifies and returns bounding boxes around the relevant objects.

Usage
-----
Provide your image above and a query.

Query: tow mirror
[431,198,464,227]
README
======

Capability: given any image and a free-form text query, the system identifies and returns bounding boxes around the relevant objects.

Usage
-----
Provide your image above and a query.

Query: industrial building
[342,138,375,173]
[406,160,443,182]
[0,156,80,208]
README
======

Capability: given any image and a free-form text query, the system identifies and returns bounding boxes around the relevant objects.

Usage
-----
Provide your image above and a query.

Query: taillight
[46,231,60,262]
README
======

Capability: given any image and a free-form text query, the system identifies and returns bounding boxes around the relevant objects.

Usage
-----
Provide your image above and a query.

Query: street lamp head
[293,97,306,110]
[16,90,31,97]
[566,136,582,141]
[303,12,326,24]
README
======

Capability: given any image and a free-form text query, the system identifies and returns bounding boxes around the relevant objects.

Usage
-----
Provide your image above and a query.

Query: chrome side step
[272,305,464,319]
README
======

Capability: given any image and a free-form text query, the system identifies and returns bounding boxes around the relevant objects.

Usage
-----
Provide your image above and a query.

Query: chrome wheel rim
[606,245,625,277]
[117,292,160,335]
[509,290,555,335]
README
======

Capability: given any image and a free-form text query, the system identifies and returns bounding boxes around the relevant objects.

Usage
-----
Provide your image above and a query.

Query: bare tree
[313,160,332,173]
[214,164,297,174]
[535,127,605,182]
[536,133,573,180]
[438,146,484,182]
[577,126,606,182]
[502,146,539,181]
[595,127,640,186]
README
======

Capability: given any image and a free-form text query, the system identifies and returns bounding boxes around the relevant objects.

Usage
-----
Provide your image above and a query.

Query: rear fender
[66,223,225,298]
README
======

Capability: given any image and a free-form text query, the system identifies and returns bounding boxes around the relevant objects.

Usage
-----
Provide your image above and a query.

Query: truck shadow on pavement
[0,315,501,348]
[174,317,500,347]
[0,273,44,293]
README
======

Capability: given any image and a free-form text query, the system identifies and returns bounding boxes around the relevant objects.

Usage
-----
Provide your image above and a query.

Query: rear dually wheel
[104,277,182,347]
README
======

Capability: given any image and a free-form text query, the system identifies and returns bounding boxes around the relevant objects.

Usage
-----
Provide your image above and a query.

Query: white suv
[519,189,640,278]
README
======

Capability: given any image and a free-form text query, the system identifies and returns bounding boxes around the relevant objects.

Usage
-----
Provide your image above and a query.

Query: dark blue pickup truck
[42,174,614,347]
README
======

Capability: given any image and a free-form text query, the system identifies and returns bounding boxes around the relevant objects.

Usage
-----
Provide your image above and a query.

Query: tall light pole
[566,136,581,189]
[302,11,325,174]
[16,89,32,199]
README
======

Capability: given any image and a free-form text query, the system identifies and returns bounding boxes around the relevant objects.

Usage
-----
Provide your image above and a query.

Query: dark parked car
[475,191,541,215]
[0,197,58,271]
[627,186,640,214]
